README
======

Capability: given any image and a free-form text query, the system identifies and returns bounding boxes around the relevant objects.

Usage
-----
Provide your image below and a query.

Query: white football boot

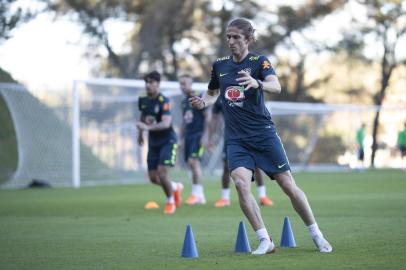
[313,235,333,253]
[252,237,276,255]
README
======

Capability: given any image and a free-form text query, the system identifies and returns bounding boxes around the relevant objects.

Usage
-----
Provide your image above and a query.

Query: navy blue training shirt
[208,52,277,141]
[138,93,177,146]
[181,93,206,137]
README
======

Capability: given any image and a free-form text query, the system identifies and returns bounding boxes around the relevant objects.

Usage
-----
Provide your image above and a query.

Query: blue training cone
[280,216,296,248]
[181,224,199,258]
[235,220,251,252]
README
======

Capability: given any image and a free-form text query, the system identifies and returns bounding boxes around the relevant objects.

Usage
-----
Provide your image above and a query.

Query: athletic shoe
[312,235,333,253]
[174,183,184,207]
[259,196,274,206]
[163,202,176,214]
[214,198,230,208]
[252,237,276,255]
[185,195,206,205]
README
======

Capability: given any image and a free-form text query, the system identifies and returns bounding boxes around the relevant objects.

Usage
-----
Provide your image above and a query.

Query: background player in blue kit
[190,18,332,254]
[137,71,183,214]
[179,74,209,205]
[211,97,274,208]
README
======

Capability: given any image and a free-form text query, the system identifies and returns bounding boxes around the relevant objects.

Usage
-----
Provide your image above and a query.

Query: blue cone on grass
[181,224,199,258]
[235,220,251,252]
[280,216,296,248]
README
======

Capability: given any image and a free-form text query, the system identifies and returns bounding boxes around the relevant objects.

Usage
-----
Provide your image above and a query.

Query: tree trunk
[217,5,232,56]
[293,59,305,101]
[370,53,393,167]
[168,33,178,80]
[104,35,127,77]
[370,109,381,167]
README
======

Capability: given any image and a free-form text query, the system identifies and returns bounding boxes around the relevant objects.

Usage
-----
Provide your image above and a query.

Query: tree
[255,0,346,102]
[339,0,406,167]
[45,0,265,79]
[45,0,346,86]
[0,0,36,43]
[45,0,144,78]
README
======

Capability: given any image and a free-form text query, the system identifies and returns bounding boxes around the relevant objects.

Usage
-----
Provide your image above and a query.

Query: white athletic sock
[166,196,175,204]
[222,188,230,200]
[257,185,266,199]
[171,181,178,191]
[255,228,270,242]
[308,223,323,238]
[192,184,199,196]
[196,184,204,197]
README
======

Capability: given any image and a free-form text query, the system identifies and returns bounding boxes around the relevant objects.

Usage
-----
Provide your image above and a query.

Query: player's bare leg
[231,167,275,255]
[149,168,182,209]
[186,158,206,205]
[215,162,231,207]
[157,165,176,214]
[254,168,273,206]
[274,171,332,252]
[148,171,161,186]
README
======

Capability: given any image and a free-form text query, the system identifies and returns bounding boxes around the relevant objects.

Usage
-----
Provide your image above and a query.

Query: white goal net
[1,80,404,188]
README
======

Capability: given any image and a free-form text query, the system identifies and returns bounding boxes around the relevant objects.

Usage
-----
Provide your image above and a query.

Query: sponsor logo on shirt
[225,85,245,107]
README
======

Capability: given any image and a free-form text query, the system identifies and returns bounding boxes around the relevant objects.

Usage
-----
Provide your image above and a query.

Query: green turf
[0,170,405,270]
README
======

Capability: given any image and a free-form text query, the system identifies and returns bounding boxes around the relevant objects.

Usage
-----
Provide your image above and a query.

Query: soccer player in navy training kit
[211,98,274,208]
[179,74,209,205]
[137,71,183,215]
[190,18,332,254]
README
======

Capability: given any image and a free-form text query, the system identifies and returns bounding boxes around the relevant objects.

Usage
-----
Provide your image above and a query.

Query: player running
[190,18,332,254]
[137,71,183,214]
[179,74,209,205]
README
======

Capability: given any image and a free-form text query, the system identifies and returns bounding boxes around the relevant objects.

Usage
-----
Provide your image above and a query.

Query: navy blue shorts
[226,133,290,180]
[147,140,177,171]
[400,146,406,157]
[357,148,365,161]
[184,135,204,161]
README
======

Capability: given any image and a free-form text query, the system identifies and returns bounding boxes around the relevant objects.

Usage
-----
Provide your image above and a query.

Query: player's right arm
[190,62,220,110]
[136,112,145,146]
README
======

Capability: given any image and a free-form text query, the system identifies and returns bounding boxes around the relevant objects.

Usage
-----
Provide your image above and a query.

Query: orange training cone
[144,201,159,209]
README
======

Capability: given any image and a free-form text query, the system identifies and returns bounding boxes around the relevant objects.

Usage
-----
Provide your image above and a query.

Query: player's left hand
[137,134,144,146]
[136,122,150,131]
[236,70,259,90]
[189,96,205,110]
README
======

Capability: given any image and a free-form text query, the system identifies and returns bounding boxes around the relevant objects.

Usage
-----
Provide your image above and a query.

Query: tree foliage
[44,0,345,93]
[0,0,36,43]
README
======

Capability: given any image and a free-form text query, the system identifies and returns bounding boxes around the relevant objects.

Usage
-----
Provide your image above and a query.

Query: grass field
[0,170,405,270]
